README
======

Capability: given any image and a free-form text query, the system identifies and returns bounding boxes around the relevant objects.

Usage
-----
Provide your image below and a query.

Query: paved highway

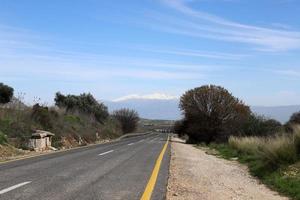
[0,132,170,200]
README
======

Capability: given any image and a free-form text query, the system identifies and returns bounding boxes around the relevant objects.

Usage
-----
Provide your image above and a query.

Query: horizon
[1,0,300,106]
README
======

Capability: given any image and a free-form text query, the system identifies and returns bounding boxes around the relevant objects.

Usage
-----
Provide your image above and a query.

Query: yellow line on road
[140,136,169,200]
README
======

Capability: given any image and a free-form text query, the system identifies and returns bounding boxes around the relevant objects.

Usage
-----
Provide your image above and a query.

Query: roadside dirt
[167,137,289,200]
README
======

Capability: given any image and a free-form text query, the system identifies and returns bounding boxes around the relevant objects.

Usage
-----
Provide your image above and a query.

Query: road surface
[0,132,170,200]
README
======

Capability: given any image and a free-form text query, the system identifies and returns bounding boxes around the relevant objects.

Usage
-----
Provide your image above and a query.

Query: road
[0,132,170,200]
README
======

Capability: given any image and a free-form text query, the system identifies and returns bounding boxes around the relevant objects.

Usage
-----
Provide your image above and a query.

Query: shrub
[289,111,300,125]
[179,85,251,143]
[112,108,139,134]
[173,119,187,137]
[100,118,122,139]
[0,131,8,145]
[31,104,57,130]
[242,114,282,137]
[0,83,14,104]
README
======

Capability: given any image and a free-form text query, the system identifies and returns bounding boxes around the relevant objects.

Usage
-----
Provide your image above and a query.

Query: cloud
[139,48,247,60]
[150,0,300,51]
[113,93,178,102]
[0,24,218,82]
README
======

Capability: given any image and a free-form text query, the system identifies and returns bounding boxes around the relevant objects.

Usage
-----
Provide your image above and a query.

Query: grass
[203,127,300,200]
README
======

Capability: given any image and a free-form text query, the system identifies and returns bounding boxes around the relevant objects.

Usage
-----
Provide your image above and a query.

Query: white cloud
[112,93,178,102]
[140,48,247,60]
[151,0,300,51]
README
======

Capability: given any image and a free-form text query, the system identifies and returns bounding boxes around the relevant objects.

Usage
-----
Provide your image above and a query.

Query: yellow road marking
[140,135,169,200]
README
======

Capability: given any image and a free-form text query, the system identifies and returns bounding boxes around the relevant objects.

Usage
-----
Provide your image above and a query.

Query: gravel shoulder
[167,137,289,200]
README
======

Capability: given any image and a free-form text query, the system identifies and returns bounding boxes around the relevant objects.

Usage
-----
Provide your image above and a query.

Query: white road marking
[98,150,114,156]
[0,181,31,195]
[127,143,135,146]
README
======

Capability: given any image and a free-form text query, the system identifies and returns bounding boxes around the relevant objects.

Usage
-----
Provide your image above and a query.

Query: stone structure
[28,130,55,151]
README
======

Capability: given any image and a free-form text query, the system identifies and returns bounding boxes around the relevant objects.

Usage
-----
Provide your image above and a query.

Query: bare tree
[112,108,139,134]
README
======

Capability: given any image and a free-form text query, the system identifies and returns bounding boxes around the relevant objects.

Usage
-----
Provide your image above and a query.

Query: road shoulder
[167,137,289,200]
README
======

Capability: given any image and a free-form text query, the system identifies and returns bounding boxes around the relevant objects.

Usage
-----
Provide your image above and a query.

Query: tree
[179,85,251,143]
[289,111,300,125]
[0,83,14,104]
[112,108,139,134]
[54,92,109,123]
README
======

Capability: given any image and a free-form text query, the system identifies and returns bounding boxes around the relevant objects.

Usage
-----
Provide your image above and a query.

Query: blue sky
[0,0,300,106]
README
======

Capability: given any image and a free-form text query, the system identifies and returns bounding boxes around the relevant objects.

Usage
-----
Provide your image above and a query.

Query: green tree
[54,92,108,123]
[180,85,251,143]
[112,108,139,134]
[0,83,14,104]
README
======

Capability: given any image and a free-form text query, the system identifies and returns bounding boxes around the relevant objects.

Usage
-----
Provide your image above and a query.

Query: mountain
[251,105,300,123]
[105,95,300,123]
[105,99,181,120]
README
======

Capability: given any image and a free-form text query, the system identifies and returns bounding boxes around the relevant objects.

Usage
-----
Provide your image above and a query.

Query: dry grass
[229,126,300,167]
[229,136,263,154]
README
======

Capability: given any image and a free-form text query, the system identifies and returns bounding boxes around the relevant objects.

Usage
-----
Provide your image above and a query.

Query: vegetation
[0,130,8,145]
[242,114,283,137]
[112,108,139,134]
[0,83,14,104]
[290,112,300,125]
[204,127,300,199]
[55,92,109,123]
[175,84,300,199]
[0,83,137,152]
[178,85,251,143]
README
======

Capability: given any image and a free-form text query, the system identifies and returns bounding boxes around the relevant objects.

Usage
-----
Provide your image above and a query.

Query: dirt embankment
[167,137,289,200]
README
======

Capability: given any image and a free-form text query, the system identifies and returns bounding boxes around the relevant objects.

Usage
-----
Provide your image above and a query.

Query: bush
[112,108,139,134]
[0,131,8,145]
[0,83,14,104]
[289,111,300,125]
[242,114,282,137]
[31,104,56,130]
[173,119,187,138]
[98,118,122,139]
[179,85,251,143]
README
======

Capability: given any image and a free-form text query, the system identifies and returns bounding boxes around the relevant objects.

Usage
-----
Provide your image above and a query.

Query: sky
[0,0,300,106]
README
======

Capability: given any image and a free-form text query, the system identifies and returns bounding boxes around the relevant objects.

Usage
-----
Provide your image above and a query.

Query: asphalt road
[0,132,170,200]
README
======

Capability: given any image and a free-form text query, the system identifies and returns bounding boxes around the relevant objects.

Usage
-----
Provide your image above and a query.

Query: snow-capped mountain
[105,93,300,122]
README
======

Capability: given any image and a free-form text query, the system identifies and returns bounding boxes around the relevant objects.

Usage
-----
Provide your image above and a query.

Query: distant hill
[105,98,300,124]
[251,105,300,123]
[105,99,181,120]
